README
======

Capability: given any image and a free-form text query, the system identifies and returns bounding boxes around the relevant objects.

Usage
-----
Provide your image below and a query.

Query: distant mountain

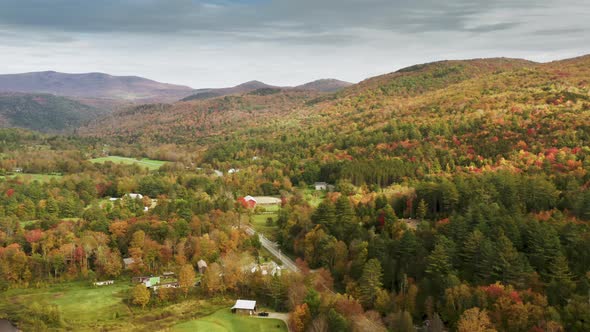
[181,79,351,101]
[82,56,587,149]
[0,71,194,102]
[295,79,353,92]
[181,80,277,101]
[0,93,110,132]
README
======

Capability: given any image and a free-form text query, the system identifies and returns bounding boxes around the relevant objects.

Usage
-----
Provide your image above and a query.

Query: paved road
[254,313,291,332]
[244,226,300,273]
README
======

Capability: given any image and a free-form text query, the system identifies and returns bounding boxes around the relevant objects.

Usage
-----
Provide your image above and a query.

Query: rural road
[244,226,300,273]
[254,313,291,332]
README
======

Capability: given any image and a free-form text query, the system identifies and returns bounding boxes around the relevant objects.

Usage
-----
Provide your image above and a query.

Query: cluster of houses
[132,275,180,291]
[244,261,282,277]
[108,193,156,212]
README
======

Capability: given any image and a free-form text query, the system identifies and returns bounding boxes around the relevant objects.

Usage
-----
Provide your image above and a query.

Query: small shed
[197,259,208,274]
[231,299,257,315]
[314,182,328,191]
[123,257,136,269]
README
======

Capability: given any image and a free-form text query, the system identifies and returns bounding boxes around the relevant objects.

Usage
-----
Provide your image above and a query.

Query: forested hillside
[0,93,110,132]
[2,55,590,331]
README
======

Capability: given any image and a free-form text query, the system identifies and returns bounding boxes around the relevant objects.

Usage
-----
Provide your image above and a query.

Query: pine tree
[460,230,485,281]
[426,244,452,277]
[335,195,357,241]
[359,258,383,308]
[546,254,575,305]
[311,200,336,230]
[493,233,525,286]
[417,199,428,221]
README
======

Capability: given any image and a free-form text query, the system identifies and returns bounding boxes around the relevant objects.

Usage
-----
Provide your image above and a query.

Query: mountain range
[180,79,352,101]
[0,71,352,132]
[76,54,590,171]
[0,71,194,103]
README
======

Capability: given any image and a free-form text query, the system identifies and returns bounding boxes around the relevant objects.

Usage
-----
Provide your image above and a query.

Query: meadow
[0,281,278,331]
[89,156,167,170]
[172,308,287,332]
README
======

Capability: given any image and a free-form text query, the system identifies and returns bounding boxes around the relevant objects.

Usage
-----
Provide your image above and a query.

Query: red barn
[238,195,257,208]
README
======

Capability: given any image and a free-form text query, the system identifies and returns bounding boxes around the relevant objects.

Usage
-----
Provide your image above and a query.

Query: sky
[0,0,589,88]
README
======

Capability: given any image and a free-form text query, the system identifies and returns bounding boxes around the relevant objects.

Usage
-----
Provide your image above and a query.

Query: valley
[0,55,589,332]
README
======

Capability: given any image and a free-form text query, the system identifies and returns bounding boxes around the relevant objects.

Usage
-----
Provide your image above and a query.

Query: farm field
[251,214,279,241]
[0,281,232,331]
[89,156,167,170]
[249,202,280,241]
[172,308,287,332]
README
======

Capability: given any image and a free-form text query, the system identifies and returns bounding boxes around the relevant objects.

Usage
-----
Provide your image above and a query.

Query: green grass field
[0,281,236,331]
[89,156,167,170]
[251,214,279,241]
[302,188,325,207]
[0,281,132,331]
[172,309,287,332]
[0,173,62,182]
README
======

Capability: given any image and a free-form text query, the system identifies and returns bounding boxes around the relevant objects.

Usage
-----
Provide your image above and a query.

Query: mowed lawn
[172,309,287,332]
[250,204,280,241]
[89,156,167,170]
[251,214,279,241]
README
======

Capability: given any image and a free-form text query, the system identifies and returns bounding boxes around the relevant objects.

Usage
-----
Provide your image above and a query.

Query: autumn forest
[1,55,590,331]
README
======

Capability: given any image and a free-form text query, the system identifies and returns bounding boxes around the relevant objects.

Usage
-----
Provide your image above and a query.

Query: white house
[127,193,143,200]
[314,182,328,191]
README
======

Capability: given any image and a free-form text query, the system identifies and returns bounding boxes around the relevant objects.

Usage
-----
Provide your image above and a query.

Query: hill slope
[81,55,590,181]
[0,93,110,132]
[84,89,320,144]
[295,79,353,92]
[0,71,194,102]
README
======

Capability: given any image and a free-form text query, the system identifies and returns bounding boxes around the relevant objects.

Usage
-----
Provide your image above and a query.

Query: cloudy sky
[0,0,589,88]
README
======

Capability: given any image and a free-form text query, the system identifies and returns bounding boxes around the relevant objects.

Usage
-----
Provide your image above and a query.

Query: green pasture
[172,308,287,332]
[0,281,237,331]
[89,156,166,170]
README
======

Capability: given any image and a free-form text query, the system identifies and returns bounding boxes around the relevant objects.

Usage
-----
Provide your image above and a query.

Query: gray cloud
[0,0,588,87]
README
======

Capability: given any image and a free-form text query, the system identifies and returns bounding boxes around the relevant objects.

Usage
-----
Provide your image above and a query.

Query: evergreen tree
[417,199,428,221]
[335,195,357,241]
[492,233,526,286]
[359,258,383,308]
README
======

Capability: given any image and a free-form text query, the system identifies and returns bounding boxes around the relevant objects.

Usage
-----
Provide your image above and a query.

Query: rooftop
[232,299,257,310]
